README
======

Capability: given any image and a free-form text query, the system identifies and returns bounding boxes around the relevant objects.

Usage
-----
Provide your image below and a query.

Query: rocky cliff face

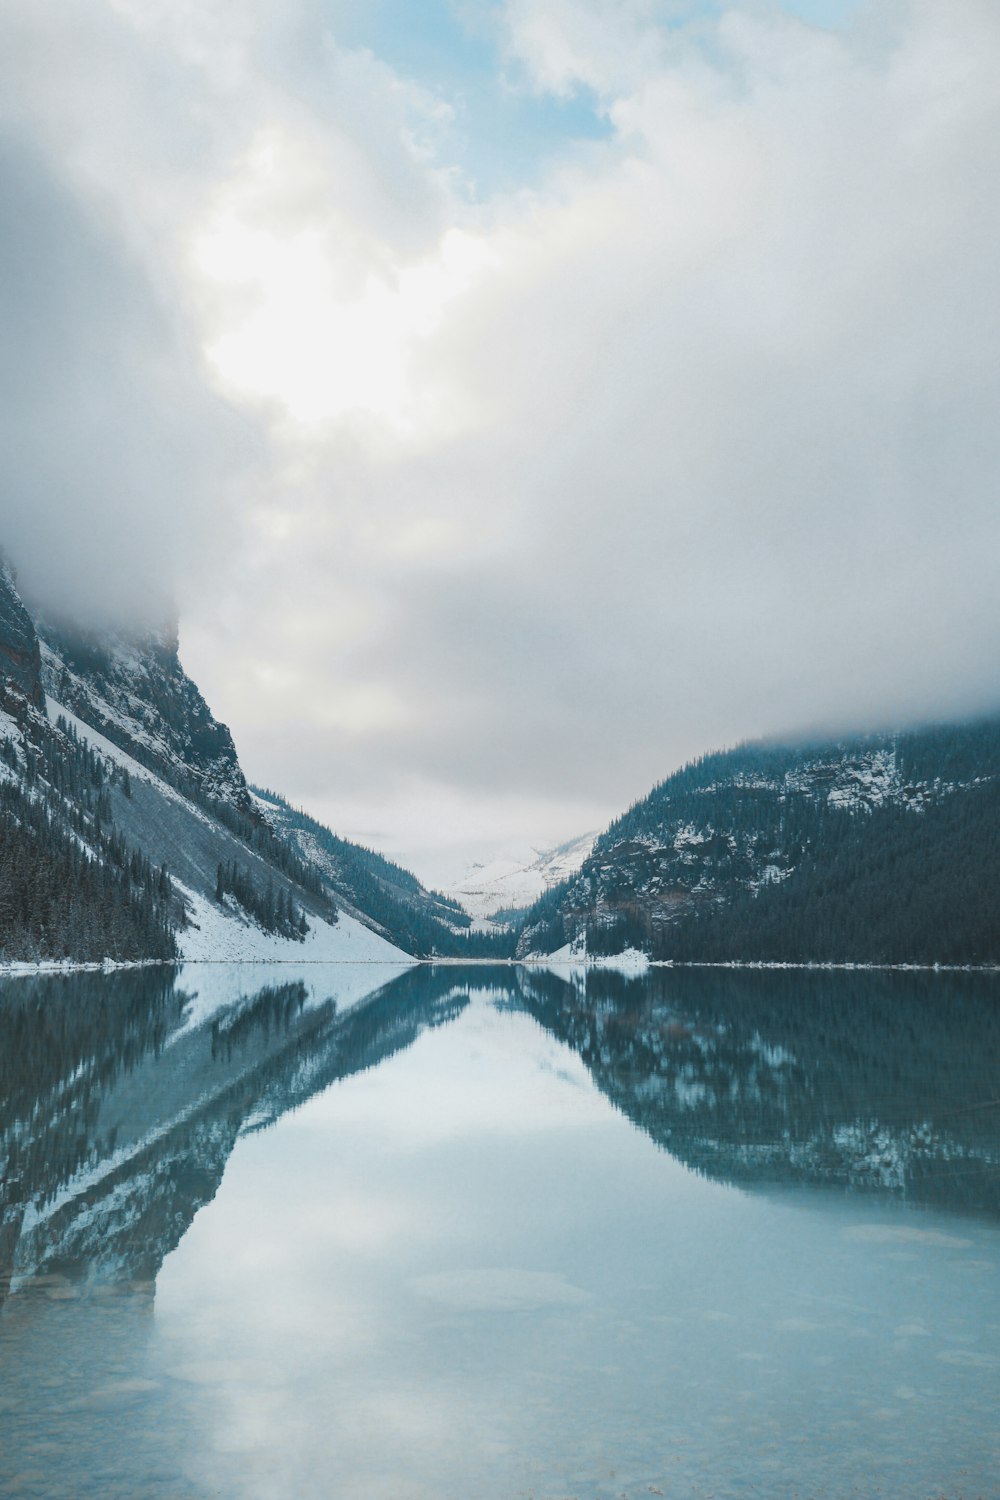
[0,560,43,715]
[37,615,251,813]
[0,552,338,961]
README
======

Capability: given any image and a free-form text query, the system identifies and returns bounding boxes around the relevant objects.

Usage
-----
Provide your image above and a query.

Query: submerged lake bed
[1,964,999,1498]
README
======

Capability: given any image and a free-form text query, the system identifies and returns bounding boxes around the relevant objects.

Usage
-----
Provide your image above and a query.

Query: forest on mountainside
[0,773,177,962]
[656,777,1000,964]
[516,718,1000,965]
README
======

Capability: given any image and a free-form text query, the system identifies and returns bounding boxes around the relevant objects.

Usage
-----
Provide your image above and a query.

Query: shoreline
[2,955,1000,977]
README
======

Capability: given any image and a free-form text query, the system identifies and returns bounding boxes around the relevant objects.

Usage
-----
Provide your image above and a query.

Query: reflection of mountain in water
[515,967,1000,1218]
[0,965,467,1298]
[3,965,999,1306]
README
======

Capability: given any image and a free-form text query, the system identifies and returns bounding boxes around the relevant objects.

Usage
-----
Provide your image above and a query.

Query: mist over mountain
[0,140,245,631]
[4,540,1000,968]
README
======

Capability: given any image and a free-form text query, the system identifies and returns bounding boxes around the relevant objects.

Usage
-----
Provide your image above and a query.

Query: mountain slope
[1,563,180,961]
[0,560,44,715]
[0,555,450,963]
[251,787,511,957]
[516,720,1000,964]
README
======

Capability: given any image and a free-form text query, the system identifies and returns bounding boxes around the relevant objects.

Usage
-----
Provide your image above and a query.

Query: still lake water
[1,963,999,1499]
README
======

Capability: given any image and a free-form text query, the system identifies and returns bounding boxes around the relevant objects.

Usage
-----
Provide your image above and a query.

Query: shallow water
[1,963,999,1498]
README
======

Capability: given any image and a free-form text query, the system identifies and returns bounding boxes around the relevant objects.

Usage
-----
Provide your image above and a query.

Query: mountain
[1,560,180,962]
[250,786,510,957]
[443,832,597,921]
[0,561,44,715]
[10,538,998,969]
[0,555,480,964]
[515,721,1000,965]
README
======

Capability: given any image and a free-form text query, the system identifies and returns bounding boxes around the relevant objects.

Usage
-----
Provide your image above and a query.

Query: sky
[2,0,999,886]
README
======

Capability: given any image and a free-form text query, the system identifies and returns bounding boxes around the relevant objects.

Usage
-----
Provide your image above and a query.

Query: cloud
[1,0,999,872]
[0,132,251,624]
[497,0,670,98]
[0,0,452,622]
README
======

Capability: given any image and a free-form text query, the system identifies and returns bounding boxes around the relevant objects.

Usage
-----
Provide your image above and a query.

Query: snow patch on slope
[526,938,650,976]
[42,642,176,764]
[446,832,597,920]
[177,885,414,965]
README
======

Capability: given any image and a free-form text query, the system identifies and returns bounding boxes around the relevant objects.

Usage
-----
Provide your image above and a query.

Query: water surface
[1,963,998,1498]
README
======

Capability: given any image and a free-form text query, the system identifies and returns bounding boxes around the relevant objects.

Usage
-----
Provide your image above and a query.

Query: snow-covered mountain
[38,612,252,813]
[516,725,1000,964]
[0,554,467,964]
[7,537,999,968]
[444,832,597,921]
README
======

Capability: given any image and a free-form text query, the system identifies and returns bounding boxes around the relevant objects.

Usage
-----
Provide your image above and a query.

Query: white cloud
[498,0,669,98]
[2,0,999,877]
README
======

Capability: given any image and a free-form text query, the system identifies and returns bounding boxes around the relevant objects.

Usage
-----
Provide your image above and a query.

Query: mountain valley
[2,548,998,968]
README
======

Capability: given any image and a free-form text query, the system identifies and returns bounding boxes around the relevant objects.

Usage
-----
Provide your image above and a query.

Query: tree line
[215,859,309,939]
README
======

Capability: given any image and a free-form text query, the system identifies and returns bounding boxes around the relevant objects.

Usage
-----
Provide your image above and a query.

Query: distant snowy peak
[447,832,597,921]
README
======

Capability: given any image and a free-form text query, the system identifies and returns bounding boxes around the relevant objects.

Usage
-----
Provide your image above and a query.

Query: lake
[1,963,998,1499]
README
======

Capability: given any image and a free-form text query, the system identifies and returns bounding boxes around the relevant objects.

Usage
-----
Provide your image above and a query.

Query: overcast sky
[2,0,999,884]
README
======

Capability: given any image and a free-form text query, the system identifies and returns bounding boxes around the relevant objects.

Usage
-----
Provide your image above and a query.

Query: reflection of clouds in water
[167,1359,282,1387]
[410,1268,591,1312]
[299,997,621,1150]
[7,968,1000,1500]
[842,1225,973,1249]
[937,1349,999,1369]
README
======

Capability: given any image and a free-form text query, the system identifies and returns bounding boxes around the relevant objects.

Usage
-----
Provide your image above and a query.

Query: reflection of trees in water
[515,967,1000,1217]
[0,969,186,1125]
[0,969,189,1222]
[0,965,469,1296]
[2,962,997,1304]
[210,981,309,1061]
